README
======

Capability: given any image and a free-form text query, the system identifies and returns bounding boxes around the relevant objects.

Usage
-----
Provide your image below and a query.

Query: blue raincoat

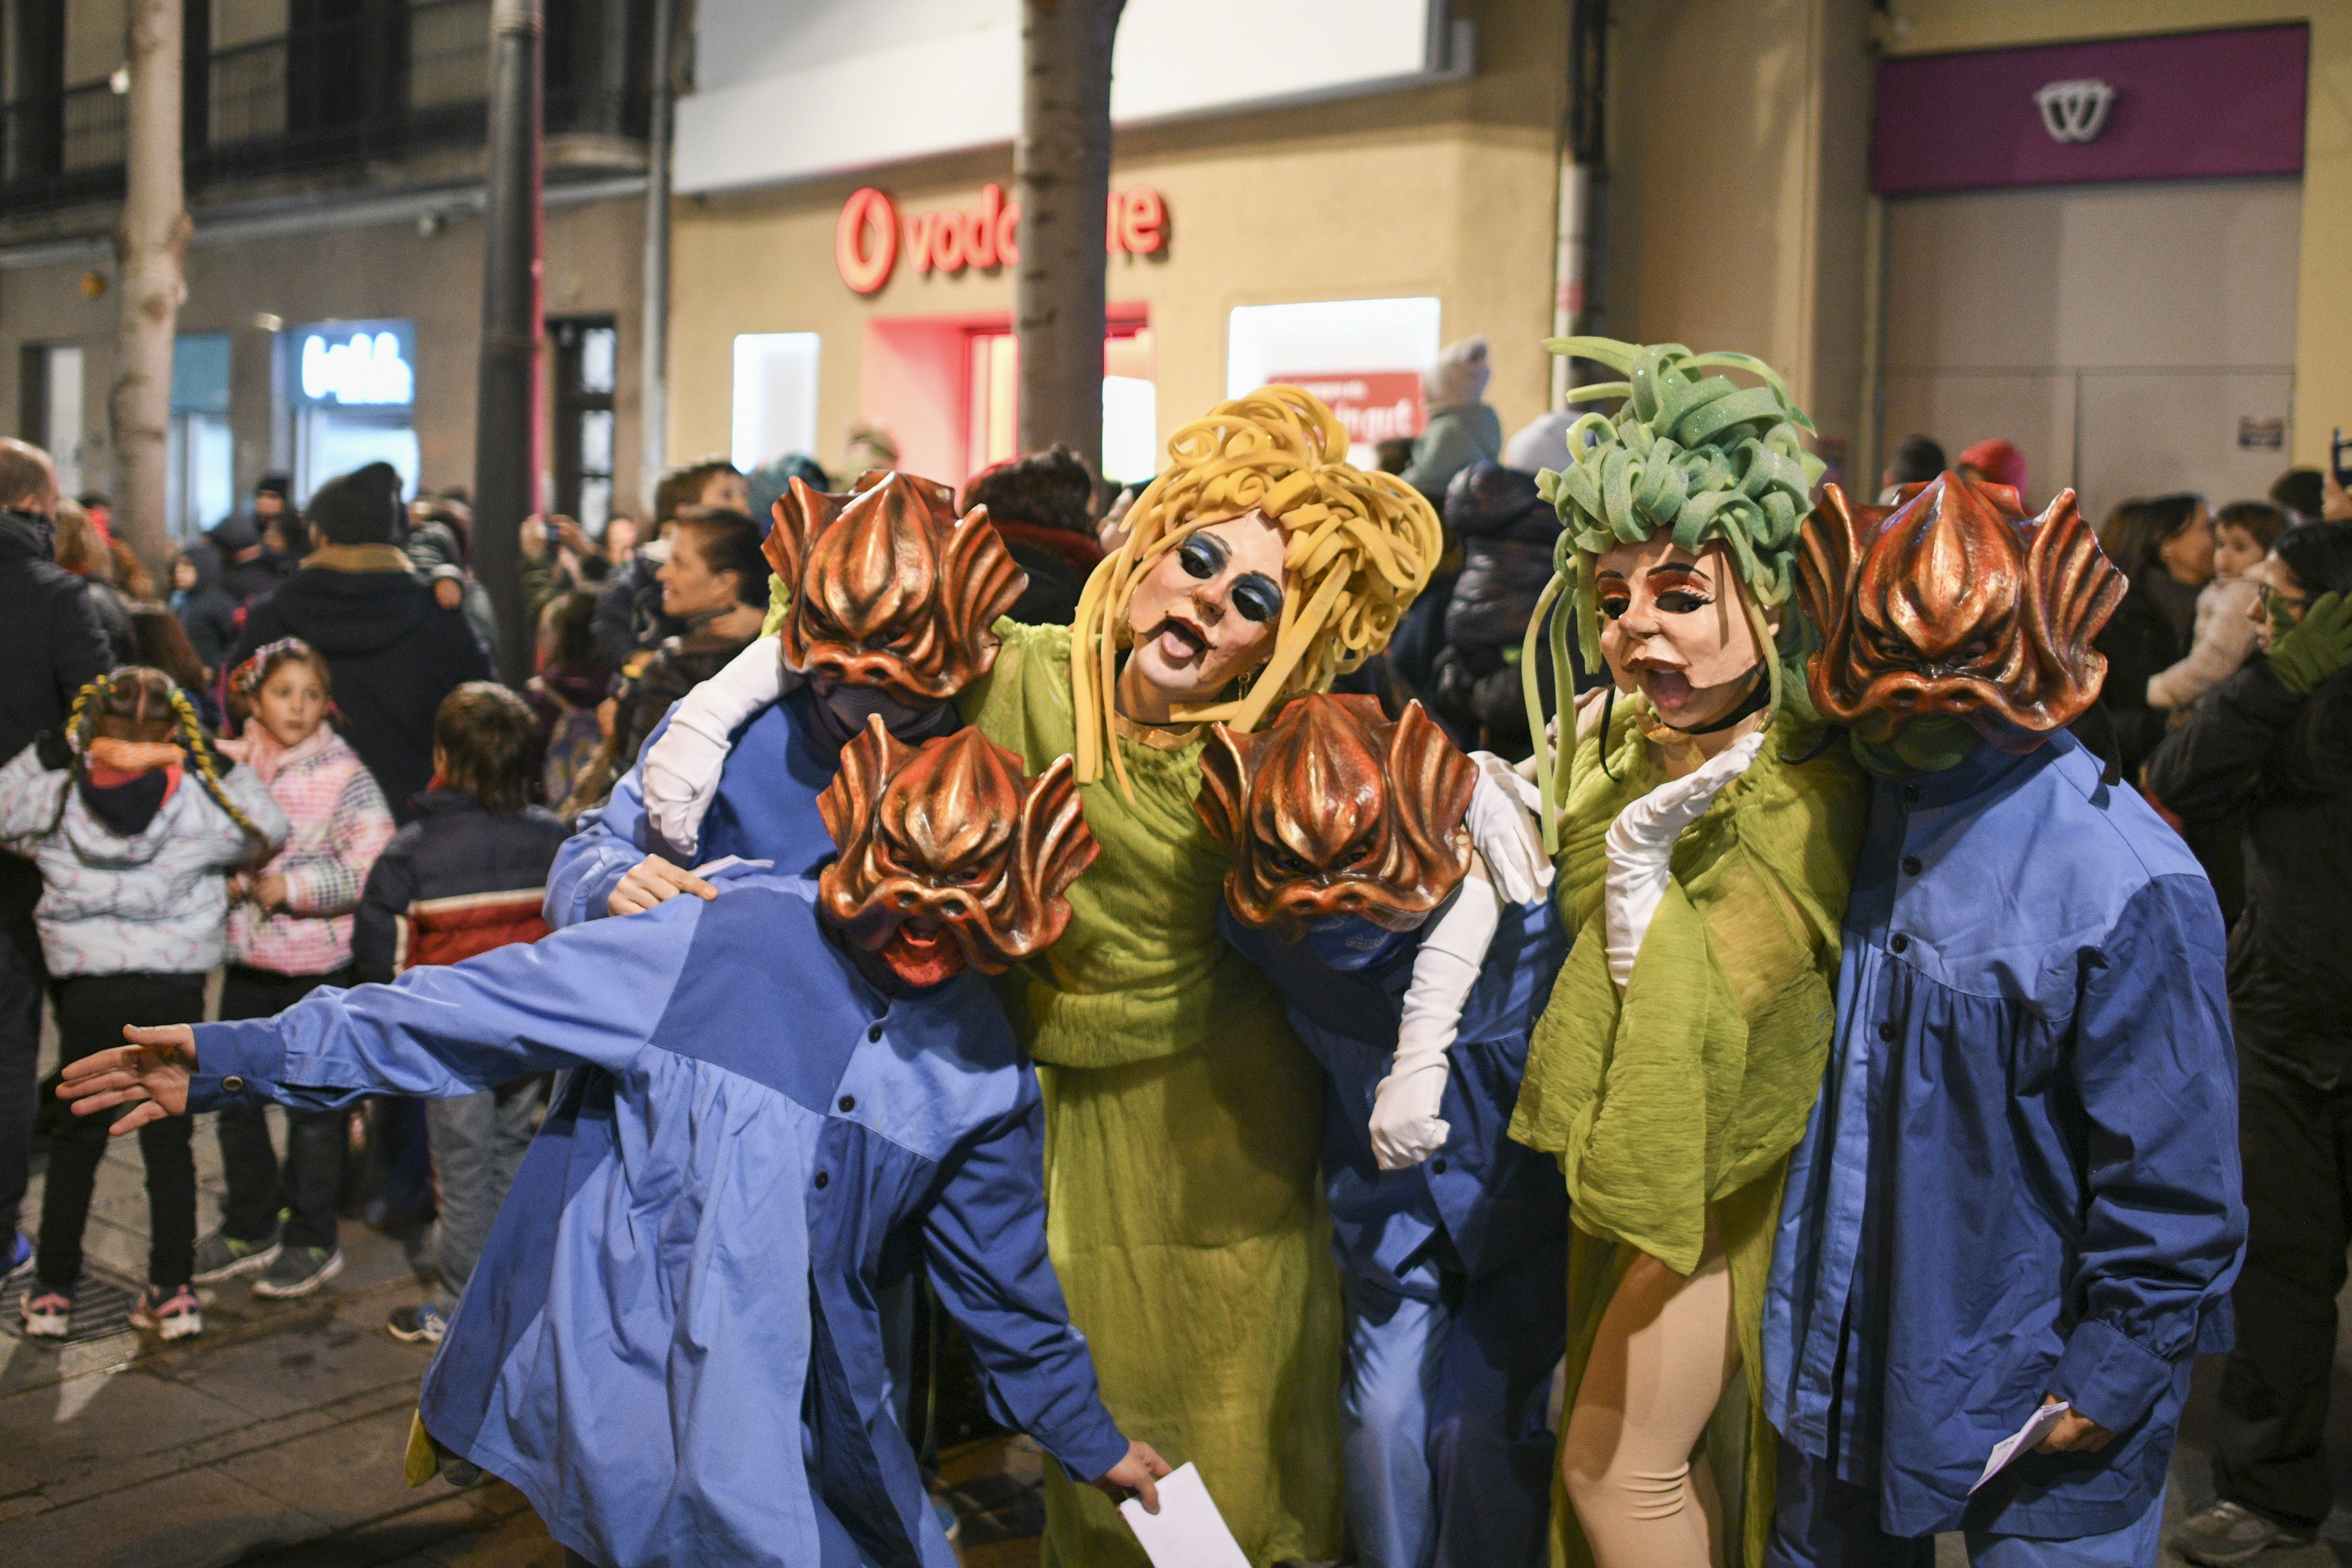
[545,688,834,929]
[1761,733,2244,1548]
[187,863,1129,1568]
[1219,892,1567,1568]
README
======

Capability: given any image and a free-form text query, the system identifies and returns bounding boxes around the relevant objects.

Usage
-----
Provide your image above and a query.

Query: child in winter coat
[354,682,569,1344]
[0,667,286,1340]
[2146,500,2292,712]
[193,640,395,1300]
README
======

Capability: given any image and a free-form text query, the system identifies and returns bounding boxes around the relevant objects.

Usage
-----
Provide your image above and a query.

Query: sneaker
[19,1285,73,1338]
[0,1231,33,1280]
[386,1301,448,1344]
[2174,1499,2316,1564]
[190,1227,281,1284]
[251,1245,344,1300]
[131,1283,202,1342]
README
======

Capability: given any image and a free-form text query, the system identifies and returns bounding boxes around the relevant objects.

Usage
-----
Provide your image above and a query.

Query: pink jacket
[226,725,395,976]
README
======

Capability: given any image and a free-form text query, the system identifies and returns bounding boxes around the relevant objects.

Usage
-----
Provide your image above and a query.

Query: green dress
[959,620,1346,1567]
[1508,703,1865,1568]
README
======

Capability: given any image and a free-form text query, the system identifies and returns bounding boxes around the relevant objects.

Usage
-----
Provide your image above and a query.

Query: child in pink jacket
[193,639,395,1300]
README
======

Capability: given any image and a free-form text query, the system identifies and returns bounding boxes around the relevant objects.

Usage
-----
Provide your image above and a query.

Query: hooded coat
[1425,463,1566,757]
[171,539,242,675]
[0,508,112,768]
[229,546,492,823]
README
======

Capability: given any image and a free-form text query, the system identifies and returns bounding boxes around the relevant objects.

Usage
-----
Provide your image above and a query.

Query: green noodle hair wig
[1520,337,1827,850]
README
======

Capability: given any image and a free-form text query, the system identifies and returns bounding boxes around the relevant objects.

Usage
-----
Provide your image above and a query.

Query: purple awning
[1873,24,2307,196]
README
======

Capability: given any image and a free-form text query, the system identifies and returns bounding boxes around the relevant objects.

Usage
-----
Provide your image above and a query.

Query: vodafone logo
[834,184,1168,295]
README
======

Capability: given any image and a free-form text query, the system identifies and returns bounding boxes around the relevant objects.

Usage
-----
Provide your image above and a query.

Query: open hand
[1092,1440,1171,1514]
[2033,1396,2115,1454]
[57,1025,198,1133]
[608,855,721,916]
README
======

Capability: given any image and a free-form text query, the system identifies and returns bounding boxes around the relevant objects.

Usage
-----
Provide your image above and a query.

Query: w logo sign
[2034,79,2116,143]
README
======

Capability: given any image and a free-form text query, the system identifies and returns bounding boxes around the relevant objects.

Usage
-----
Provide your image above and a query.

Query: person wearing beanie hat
[1401,337,1504,500]
[225,463,488,824]
[1956,437,2027,500]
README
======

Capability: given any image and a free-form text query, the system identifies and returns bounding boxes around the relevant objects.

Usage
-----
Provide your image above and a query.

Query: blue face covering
[1301,914,1417,972]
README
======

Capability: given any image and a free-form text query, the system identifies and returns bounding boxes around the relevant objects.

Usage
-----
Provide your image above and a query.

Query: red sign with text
[835,184,1168,295]
[1273,372,1426,447]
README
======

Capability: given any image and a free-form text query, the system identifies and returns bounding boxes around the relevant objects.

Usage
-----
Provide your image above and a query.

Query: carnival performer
[631,387,1445,1565]
[1761,472,2244,1566]
[1198,692,1567,1568]
[1504,339,1866,1568]
[57,721,1167,1568]
[543,469,1021,925]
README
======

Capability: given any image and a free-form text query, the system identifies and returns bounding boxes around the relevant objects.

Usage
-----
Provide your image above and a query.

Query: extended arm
[2046,875,2246,1437]
[544,708,672,927]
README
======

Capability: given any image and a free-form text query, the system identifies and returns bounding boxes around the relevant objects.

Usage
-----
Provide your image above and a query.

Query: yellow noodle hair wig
[1069,385,1442,791]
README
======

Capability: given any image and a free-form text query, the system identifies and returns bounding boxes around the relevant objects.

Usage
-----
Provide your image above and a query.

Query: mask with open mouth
[1797,472,2124,741]
[766,470,1027,705]
[1195,694,1477,935]
[816,718,1098,987]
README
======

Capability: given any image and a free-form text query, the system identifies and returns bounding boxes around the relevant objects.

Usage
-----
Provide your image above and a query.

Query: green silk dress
[1508,702,1866,1568]
[959,620,1346,1567]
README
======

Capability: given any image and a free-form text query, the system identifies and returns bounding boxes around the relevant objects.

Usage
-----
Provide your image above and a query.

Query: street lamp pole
[474,0,545,684]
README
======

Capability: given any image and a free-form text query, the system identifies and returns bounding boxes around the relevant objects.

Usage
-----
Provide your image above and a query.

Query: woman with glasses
[960,387,1443,1567]
[2148,520,2352,1565]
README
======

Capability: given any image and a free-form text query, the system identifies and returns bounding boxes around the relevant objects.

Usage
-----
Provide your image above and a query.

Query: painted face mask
[765,470,1026,705]
[1195,694,1477,935]
[1797,472,2125,741]
[816,719,1098,988]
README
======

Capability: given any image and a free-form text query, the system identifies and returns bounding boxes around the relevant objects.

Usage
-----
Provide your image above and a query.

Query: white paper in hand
[1117,1462,1251,1568]
[1971,1401,2071,1494]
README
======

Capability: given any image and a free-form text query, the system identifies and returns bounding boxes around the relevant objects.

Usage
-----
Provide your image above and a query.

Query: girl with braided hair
[0,666,286,1341]
[1503,340,1865,1568]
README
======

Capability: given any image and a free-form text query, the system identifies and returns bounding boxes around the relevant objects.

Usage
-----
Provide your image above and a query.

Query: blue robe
[188,864,1127,1568]
[1761,733,2244,1551]
[545,689,832,930]
[1220,894,1568,1568]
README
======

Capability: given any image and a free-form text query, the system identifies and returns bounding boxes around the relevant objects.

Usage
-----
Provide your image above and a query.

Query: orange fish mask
[1196,694,1477,934]
[765,470,1026,704]
[816,719,1097,987]
[1797,472,2125,743]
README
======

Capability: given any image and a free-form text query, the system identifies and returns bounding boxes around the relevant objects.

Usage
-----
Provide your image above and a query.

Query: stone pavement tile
[419,1499,566,1568]
[8,1461,328,1568]
[154,1307,426,1420]
[228,1481,532,1567]
[0,1363,257,1485]
[215,1402,430,1533]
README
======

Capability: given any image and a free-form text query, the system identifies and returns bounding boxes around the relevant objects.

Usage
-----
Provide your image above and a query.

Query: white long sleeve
[1367,857,1504,1170]
[1601,728,1765,993]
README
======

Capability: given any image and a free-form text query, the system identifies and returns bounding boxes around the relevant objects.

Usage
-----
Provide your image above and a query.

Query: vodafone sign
[835,183,1168,295]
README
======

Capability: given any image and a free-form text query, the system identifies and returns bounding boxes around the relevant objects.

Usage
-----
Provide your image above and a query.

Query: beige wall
[664,0,1570,478]
[1886,0,2352,471]
[0,194,646,512]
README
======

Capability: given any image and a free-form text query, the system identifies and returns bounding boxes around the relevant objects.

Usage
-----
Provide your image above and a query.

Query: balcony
[0,0,645,217]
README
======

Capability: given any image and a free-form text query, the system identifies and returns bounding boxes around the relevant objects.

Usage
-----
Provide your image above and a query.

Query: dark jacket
[353,788,569,983]
[993,520,1100,629]
[591,553,678,666]
[1422,463,1568,758]
[0,508,112,767]
[610,627,757,774]
[2087,570,2198,780]
[230,545,493,825]
[171,540,242,675]
[2146,658,2352,1085]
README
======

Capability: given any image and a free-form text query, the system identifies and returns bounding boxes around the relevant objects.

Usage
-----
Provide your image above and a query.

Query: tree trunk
[111,0,188,582]
[1014,0,1125,469]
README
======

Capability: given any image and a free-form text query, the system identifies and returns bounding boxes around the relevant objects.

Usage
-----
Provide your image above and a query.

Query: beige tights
[1561,1247,1740,1568]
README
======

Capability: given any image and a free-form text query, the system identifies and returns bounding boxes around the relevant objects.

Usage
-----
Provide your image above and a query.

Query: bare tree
[1013,0,1126,468]
[110,0,188,580]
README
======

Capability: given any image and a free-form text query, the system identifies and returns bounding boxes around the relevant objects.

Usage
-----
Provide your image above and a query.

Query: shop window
[1226,297,1440,466]
[731,332,821,474]
[287,317,419,501]
[168,333,235,538]
[553,316,618,534]
[962,323,1159,486]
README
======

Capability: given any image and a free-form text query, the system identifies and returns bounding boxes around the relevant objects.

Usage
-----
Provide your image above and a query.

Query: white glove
[1601,728,1766,993]
[642,635,785,856]
[1368,859,1504,1170]
[1465,752,1551,906]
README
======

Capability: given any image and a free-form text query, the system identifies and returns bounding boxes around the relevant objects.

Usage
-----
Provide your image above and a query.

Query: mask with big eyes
[816,719,1098,988]
[1797,473,2125,739]
[1176,530,1286,625]
[766,470,1027,705]
[1195,694,1477,935]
